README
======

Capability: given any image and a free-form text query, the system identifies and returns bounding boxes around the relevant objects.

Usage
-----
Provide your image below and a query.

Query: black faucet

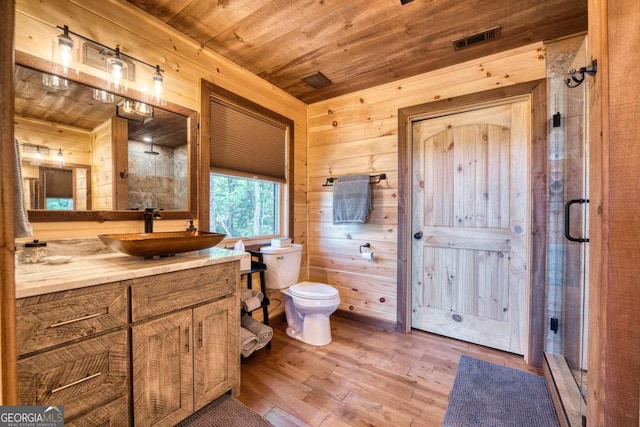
[143,208,162,233]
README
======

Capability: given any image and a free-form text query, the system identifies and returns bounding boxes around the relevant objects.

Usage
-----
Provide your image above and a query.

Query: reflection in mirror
[14,62,195,221]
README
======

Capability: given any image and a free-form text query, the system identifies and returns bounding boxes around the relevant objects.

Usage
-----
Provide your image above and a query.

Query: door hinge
[552,112,562,128]
[550,317,559,334]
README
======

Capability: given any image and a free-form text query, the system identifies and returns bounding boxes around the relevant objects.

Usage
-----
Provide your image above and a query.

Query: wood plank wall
[587,0,640,425]
[307,43,547,325]
[14,0,307,243]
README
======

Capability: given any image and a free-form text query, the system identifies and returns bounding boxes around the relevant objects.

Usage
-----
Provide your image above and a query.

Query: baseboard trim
[333,309,397,331]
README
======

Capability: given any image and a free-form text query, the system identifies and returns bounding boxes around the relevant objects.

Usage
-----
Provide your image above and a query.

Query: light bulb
[59,42,73,70]
[111,61,124,88]
[107,48,128,94]
[56,149,64,167]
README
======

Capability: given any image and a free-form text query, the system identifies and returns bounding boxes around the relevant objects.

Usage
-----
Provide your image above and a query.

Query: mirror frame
[16,51,198,222]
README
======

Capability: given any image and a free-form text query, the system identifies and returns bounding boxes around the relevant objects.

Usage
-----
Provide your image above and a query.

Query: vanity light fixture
[52,25,78,76]
[54,24,168,105]
[21,144,49,166]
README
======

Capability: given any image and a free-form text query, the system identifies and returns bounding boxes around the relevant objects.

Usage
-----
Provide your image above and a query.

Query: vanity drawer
[16,282,129,355]
[131,263,237,321]
[18,330,129,422]
[65,396,129,427]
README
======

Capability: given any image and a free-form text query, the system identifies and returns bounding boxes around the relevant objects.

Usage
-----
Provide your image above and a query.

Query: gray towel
[14,139,33,238]
[241,314,273,346]
[332,174,371,224]
[240,327,259,358]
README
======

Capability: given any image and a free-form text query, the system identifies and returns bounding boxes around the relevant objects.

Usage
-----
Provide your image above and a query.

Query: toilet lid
[289,282,339,299]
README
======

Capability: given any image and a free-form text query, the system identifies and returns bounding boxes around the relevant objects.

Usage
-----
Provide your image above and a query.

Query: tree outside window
[210,173,278,239]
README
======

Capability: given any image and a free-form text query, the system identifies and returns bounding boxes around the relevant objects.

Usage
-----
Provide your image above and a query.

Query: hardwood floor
[237,316,541,427]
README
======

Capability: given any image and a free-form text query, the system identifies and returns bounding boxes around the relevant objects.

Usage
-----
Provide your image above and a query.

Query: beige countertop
[15,247,247,299]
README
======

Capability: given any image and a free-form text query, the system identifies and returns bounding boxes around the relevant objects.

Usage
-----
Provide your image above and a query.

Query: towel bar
[323,173,386,187]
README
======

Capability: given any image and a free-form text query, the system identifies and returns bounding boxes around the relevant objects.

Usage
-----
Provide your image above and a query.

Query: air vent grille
[453,26,501,50]
[301,71,332,89]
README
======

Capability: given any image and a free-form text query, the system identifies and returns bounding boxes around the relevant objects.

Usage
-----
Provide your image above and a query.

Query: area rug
[176,393,273,427]
[442,355,560,427]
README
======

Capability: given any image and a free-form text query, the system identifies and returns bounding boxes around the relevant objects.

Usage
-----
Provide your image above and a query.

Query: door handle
[413,231,423,240]
[564,199,589,243]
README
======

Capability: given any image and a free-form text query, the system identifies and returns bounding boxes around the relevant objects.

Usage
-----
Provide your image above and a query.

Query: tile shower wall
[127,141,188,210]
[544,36,587,354]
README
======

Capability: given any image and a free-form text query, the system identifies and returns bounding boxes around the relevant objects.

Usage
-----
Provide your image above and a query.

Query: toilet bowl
[261,244,340,346]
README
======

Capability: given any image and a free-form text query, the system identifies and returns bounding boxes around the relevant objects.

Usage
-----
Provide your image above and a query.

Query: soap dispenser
[22,239,48,264]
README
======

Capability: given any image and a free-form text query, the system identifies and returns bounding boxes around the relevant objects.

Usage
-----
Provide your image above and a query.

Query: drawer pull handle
[51,372,101,394]
[49,312,103,328]
[198,321,204,348]
[185,326,190,353]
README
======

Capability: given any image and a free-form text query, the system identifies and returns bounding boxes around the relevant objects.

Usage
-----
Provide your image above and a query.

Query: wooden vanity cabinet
[16,282,130,425]
[131,263,240,427]
[16,259,241,427]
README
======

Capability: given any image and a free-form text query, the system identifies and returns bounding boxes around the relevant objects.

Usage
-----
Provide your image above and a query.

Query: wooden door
[411,97,530,354]
[132,310,193,427]
[193,296,240,410]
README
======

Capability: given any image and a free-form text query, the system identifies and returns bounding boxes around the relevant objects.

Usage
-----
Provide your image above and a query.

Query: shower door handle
[564,199,589,243]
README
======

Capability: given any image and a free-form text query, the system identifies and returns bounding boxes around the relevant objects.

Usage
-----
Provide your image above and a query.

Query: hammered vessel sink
[98,231,226,258]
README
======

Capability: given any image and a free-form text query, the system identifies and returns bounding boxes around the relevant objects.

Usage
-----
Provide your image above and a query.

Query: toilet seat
[289,281,339,300]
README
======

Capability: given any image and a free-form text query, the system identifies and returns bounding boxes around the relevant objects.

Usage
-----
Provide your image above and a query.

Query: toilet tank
[260,243,302,290]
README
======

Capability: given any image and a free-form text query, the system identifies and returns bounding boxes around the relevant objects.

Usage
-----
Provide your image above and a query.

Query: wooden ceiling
[126,0,588,103]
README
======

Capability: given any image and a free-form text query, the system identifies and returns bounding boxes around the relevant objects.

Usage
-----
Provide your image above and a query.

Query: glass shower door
[546,36,589,426]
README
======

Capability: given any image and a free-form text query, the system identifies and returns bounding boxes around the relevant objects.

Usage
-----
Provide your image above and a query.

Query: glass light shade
[56,149,64,167]
[92,89,115,103]
[42,73,69,91]
[31,147,43,166]
[149,66,167,106]
[52,27,78,76]
[121,99,136,114]
[106,56,128,94]
[134,101,153,116]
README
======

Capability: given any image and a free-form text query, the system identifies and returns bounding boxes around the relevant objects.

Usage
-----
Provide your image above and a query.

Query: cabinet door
[193,296,240,410]
[132,310,193,427]
[18,330,129,423]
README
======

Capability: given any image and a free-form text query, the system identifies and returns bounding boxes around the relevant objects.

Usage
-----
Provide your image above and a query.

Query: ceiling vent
[452,26,501,50]
[301,71,332,89]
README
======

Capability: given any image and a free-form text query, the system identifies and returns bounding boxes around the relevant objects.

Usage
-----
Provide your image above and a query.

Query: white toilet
[260,243,340,346]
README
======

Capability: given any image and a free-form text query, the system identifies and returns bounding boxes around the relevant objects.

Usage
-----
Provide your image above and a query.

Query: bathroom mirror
[14,53,197,222]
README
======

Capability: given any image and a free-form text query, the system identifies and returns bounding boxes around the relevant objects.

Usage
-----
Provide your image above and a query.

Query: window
[202,80,294,241]
[209,174,279,239]
[46,198,74,210]
[40,167,74,211]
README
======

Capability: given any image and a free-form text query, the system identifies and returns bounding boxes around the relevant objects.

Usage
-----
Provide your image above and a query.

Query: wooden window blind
[210,97,287,182]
